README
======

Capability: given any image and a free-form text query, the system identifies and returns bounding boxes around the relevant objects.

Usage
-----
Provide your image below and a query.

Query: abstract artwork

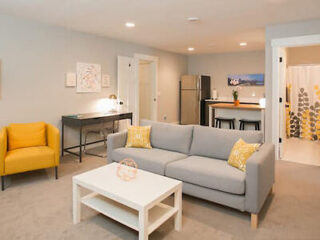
[77,62,101,92]
[228,73,264,86]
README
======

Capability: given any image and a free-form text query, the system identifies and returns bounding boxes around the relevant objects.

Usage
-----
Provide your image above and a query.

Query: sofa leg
[1,176,4,191]
[251,214,258,229]
[55,167,58,180]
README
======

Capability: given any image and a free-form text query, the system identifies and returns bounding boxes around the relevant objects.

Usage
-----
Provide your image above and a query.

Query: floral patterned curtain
[286,65,320,141]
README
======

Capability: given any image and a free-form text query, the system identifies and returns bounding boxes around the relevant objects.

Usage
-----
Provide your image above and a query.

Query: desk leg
[61,122,64,157]
[79,125,82,163]
[130,116,133,126]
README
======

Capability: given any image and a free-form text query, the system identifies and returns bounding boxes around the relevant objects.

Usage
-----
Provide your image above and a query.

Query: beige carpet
[0,153,320,240]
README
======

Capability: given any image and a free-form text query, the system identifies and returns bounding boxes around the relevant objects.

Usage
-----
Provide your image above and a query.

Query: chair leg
[219,120,221,128]
[102,131,107,146]
[251,213,258,229]
[257,123,260,131]
[239,122,242,130]
[229,121,232,129]
[1,176,4,191]
[83,131,89,152]
[55,166,58,180]
[232,121,235,129]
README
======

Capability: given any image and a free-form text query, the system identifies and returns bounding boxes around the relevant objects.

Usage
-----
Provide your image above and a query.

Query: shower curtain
[286,65,320,141]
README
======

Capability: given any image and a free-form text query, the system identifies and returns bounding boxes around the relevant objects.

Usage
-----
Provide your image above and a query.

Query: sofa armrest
[245,143,275,214]
[0,127,7,175]
[47,124,60,166]
[107,130,127,164]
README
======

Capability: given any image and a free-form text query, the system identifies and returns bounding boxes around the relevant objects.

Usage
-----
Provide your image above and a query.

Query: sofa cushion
[140,119,193,154]
[190,125,263,160]
[126,126,152,149]
[165,155,246,195]
[7,122,46,151]
[112,147,187,175]
[5,146,55,175]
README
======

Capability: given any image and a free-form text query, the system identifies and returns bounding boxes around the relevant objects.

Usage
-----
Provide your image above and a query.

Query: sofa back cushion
[8,122,47,151]
[190,125,263,160]
[140,119,193,154]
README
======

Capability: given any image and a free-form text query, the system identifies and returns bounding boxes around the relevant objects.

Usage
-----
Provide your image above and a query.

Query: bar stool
[239,119,261,130]
[215,117,235,129]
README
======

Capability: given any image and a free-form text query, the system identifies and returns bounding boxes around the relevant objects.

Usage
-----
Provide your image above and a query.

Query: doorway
[138,60,155,121]
[272,39,320,165]
[282,46,320,166]
[134,54,158,124]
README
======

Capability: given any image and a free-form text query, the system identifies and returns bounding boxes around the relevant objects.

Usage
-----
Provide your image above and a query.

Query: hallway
[282,137,320,166]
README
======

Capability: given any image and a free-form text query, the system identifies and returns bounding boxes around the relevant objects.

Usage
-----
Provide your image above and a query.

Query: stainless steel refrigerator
[179,75,211,125]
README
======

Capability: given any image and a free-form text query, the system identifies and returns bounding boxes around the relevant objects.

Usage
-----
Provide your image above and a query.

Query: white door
[117,56,135,129]
[134,54,158,124]
[278,48,287,159]
[138,61,158,122]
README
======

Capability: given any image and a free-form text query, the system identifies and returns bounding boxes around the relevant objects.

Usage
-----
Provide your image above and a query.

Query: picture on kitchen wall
[228,73,264,86]
[77,62,101,92]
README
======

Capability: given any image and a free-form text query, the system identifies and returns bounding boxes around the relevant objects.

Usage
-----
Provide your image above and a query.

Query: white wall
[0,14,187,146]
[287,45,320,66]
[188,51,265,100]
[265,19,320,143]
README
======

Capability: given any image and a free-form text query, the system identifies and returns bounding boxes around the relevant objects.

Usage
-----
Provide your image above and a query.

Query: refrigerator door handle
[196,76,200,90]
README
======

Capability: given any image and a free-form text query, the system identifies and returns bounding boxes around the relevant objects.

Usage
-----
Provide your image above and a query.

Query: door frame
[134,53,159,124]
[271,34,320,160]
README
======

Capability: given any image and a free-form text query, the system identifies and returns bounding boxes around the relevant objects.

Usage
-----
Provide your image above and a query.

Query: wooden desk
[208,103,265,138]
[62,112,132,162]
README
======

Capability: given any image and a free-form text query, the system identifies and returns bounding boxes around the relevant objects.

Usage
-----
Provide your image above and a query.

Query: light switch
[66,72,76,87]
[102,74,111,88]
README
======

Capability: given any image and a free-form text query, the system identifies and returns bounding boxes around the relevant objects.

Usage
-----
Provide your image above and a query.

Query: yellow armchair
[0,122,60,190]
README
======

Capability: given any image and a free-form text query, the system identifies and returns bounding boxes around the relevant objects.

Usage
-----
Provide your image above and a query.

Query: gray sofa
[107,120,275,228]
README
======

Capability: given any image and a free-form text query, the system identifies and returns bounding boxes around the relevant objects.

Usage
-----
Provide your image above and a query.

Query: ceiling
[1,0,320,55]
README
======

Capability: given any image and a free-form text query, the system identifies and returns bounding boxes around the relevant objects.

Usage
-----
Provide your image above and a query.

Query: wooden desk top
[209,103,264,110]
[62,111,132,120]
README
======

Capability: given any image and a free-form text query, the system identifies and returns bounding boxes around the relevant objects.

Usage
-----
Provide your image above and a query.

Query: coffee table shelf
[81,192,178,235]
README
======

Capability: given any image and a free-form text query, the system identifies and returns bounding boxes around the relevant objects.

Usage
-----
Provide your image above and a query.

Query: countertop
[209,103,264,110]
[205,97,260,104]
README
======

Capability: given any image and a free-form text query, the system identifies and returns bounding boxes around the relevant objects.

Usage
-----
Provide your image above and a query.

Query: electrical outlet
[163,115,167,121]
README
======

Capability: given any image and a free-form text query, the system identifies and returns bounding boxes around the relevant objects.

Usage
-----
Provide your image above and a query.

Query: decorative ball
[117,158,138,181]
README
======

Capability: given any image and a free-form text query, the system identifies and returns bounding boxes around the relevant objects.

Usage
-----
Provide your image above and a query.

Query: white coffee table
[72,162,182,240]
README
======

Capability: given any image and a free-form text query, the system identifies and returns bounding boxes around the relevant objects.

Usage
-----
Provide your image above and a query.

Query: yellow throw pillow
[126,126,152,149]
[227,138,260,172]
[7,122,47,151]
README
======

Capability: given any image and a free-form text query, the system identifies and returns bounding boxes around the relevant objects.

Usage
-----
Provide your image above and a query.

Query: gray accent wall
[0,14,187,147]
[188,51,265,100]
[265,19,320,143]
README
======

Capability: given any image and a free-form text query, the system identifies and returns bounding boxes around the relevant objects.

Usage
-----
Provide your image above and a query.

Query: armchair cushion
[7,122,46,151]
[5,146,55,175]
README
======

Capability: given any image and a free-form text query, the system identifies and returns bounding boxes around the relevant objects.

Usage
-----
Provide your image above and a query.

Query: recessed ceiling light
[125,22,135,28]
[187,17,200,22]
[240,42,247,46]
[188,47,195,51]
